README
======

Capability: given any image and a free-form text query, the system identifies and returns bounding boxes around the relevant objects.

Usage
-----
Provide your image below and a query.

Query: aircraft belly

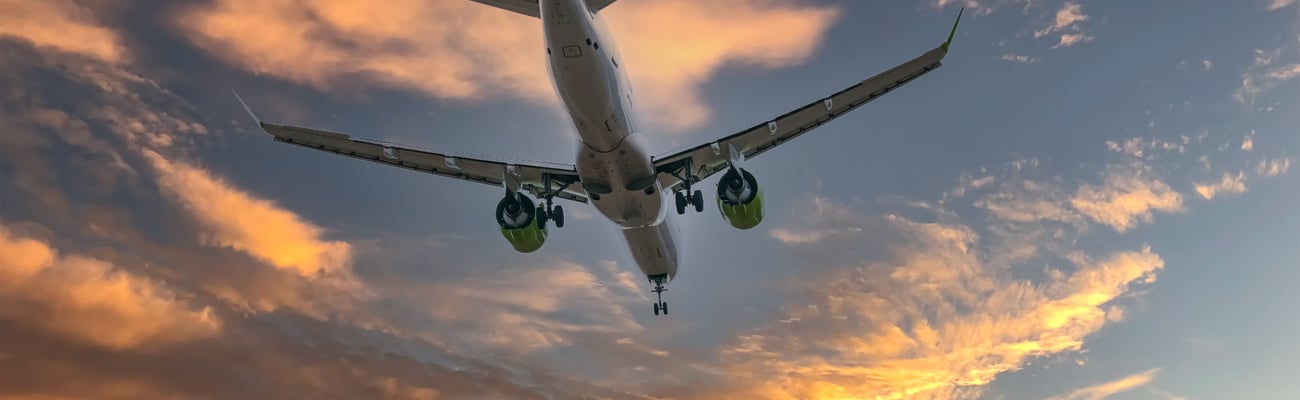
[621,218,679,279]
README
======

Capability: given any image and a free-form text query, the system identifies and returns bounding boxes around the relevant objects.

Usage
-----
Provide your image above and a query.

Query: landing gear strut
[535,174,571,229]
[650,274,668,316]
[666,158,705,215]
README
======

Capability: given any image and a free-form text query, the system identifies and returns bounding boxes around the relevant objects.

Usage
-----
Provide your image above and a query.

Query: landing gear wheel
[535,205,548,229]
[660,301,667,315]
[692,190,704,212]
[675,191,687,215]
[653,303,660,315]
[552,205,565,228]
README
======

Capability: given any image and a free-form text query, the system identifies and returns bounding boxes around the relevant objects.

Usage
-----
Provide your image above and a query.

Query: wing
[466,0,617,18]
[652,8,964,189]
[232,93,588,204]
[467,0,539,18]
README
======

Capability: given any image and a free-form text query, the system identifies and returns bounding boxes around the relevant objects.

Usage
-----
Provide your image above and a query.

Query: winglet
[941,7,964,53]
[231,89,269,134]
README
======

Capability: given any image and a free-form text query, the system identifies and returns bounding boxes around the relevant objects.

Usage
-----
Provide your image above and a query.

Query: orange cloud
[0,0,124,62]
[1070,165,1183,232]
[177,0,838,132]
[0,225,221,350]
[725,196,1165,399]
[1045,368,1161,400]
[141,149,353,278]
[1193,171,1248,200]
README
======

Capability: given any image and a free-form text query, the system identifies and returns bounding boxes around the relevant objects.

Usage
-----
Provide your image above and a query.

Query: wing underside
[232,92,588,204]
[467,0,619,18]
[652,8,964,189]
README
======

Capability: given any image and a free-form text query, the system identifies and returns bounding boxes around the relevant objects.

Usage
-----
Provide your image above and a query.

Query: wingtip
[231,89,268,134]
[941,6,964,53]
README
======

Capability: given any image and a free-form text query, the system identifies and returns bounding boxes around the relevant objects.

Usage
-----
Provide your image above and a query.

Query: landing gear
[535,174,571,229]
[650,274,668,316]
[666,158,705,215]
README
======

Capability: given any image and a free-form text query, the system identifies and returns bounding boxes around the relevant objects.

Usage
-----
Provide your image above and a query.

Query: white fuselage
[542,0,680,282]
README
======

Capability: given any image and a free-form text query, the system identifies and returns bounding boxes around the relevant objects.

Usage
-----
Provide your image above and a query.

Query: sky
[0,0,1297,399]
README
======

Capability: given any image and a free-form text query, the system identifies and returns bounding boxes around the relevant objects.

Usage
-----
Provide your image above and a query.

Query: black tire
[535,206,548,229]
[692,190,704,212]
[661,301,667,315]
[653,303,660,315]
[553,205,565,228]
[675,191,687,215]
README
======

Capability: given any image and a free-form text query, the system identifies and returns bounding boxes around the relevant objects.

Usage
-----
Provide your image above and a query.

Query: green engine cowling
[716,168,764,230]
[496,193,547,253]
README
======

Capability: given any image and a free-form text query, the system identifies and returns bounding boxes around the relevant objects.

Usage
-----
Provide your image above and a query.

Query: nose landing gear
[649,273,668,316]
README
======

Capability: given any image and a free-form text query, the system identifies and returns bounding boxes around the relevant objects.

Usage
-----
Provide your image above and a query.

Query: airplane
[234,0,963,316]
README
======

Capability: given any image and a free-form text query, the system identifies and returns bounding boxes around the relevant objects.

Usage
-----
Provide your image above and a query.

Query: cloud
[1256,157,1293,177]
[1193,171,1248,200]
[1242,135,1254,151]
[1055,32,1094,48]
[1070,165,1184,232]
[1255,48,1282,67]
[713,195,1167,399]
[0,34,665,399]
[1034,2,1092,48]
[1105,137,1187,159]
[1001,52,1042,63]
[1045,368,1161,400]
[1234,48,1300,107]
[0,0,125,62]
[177,0,839,132]
[1269,0,1298,11]
[141,150,354,279]
[0,224,221,350]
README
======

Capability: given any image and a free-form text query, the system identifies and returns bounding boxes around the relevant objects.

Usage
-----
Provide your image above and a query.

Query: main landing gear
[535,174,571,229]
[666,158,704,215]
[650,274,668,316]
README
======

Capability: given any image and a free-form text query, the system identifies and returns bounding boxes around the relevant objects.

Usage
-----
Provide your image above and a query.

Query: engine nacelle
[496,192,546,253]
[716,168,764,230]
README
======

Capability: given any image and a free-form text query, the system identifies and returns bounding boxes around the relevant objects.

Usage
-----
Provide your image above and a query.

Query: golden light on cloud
[177,0,838,132]
[1070,166,1183,232]
[1045,368,1162,400]
[1193,171,1248,200]
[0,0,125,62]
[716,199,1167,400]
[0,225,221,350]
[141,149,353,278]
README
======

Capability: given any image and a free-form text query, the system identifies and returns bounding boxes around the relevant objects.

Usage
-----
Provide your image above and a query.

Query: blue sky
[1,0,1297,399]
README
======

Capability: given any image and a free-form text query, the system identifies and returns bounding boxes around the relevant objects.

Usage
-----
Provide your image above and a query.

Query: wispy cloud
[1035,2,1093,48]
[1256,157,1293,177]
[1045,368,1162,400]
[1001,52,1042,63]
[1234,48,1300,108]
[720,195,1167,399]
[142,150,355,279]
[176,0,839,133]
[1269,0,1298,11]
[1194,171,1249,200]
[1070,164,1184,233]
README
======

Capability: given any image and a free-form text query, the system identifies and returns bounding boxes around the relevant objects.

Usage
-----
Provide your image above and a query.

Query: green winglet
[941,7,964,53]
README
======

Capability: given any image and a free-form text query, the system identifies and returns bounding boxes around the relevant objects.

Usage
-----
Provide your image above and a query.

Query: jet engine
[716,167,764,230]
[497,192,547,253]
